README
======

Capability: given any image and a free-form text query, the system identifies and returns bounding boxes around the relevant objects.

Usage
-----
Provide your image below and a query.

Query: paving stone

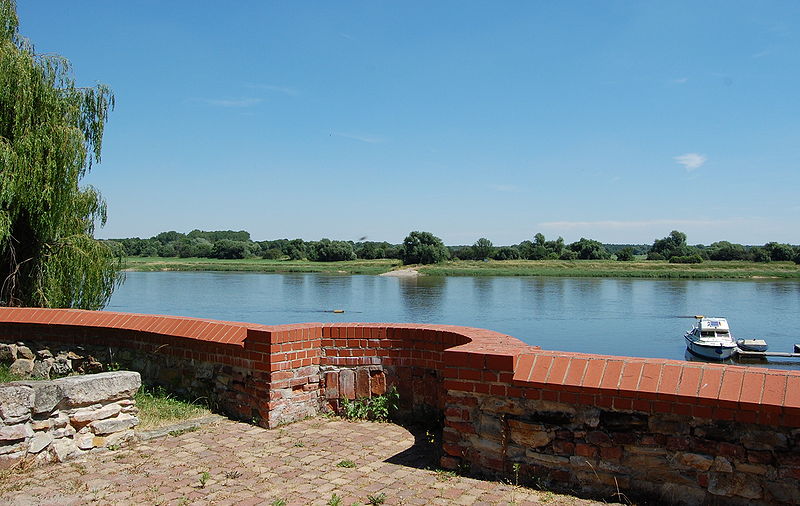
[0,417,607,505]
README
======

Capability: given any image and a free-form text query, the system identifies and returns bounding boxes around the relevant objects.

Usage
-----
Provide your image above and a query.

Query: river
[106,272,800,370]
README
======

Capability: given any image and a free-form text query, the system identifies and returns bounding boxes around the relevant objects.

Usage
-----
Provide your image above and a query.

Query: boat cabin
[698,318,730,337]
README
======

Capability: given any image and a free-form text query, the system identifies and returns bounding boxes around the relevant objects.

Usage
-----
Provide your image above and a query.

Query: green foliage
[763,242,795,261]
[567,238,609,260]
[327,493,343,506]
[336,459,356,468]
[493,246,520,260]
[307,239,356,261]
[706,241,748,261]
[648,230,689,260]
[211,239,250,259]
[0,1,121,308]
[615,247,635,261]
[366,492,386,505]
[668,254,704,264]
[400,231,449,264]
[340,386,399,422]
[471,238,494,260]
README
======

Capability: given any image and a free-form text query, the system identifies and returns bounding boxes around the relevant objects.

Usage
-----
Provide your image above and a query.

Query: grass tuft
[134,386,211,430]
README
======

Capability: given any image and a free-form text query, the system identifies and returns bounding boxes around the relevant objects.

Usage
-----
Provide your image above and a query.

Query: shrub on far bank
[400,231,450,265]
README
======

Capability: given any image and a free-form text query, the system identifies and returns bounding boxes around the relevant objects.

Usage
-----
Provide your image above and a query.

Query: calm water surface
[106,272,800,369]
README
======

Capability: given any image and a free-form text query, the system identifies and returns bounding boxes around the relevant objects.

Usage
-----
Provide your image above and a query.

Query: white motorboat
[684,316,738,360]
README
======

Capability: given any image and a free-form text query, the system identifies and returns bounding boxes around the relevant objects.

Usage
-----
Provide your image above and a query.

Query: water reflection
[397,276,446,322]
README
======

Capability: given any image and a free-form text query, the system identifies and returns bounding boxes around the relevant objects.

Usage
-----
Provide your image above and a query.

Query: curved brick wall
[1,308,799,504]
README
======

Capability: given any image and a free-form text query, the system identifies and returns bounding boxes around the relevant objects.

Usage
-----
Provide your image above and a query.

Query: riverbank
[123,257,401,275]
[122,257,800,279]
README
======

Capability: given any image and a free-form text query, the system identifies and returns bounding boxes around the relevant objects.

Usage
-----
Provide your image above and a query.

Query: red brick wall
[1,308,799,503]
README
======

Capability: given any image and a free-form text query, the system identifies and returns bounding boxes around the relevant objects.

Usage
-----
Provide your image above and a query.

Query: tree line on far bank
[105,229,800,265]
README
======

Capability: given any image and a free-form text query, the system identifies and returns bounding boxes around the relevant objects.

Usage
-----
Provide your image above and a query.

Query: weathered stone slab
[0,384,34,423]
[70,403,121,424]
[508,419,554,448]
[56,371,141,408]
[50,439,81,463]
[30,382,63,414]
[9,359,34,377]
[90,413,138,435]
[0,343,15,362]
[28,432,53,454]
[673,452,713,471]
[0,424,32,441]
[15,346,34,360]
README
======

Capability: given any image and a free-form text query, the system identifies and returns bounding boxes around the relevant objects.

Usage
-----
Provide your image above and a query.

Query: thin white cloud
[333,132,384,144]
[671,77,688,84]
[245,84,299,96]
[752,49,771,59]
[193,97,263,108]
[339,32,355,40]
[674,153,706,171]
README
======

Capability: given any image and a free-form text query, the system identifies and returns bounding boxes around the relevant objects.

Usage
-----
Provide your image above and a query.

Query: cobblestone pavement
[0,417,608,505]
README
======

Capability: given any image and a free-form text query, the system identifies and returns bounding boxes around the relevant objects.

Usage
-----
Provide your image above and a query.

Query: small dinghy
[737,339,768,352]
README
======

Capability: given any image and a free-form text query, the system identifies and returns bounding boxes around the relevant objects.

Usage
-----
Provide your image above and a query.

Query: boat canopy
[699,318,729,332]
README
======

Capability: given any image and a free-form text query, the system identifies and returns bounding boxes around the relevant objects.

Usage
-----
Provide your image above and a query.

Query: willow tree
[0,0,121,309]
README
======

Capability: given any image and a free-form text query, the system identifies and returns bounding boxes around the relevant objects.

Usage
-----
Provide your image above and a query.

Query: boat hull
[684,335,737,360]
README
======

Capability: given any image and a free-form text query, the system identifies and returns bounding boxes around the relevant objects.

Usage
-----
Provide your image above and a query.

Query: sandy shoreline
[379,267,420,277]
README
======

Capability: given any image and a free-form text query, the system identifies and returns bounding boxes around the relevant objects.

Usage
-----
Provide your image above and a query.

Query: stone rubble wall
[0,371,141,468]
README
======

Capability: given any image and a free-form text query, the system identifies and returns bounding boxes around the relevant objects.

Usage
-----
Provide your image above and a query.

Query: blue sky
[17,1,800,245]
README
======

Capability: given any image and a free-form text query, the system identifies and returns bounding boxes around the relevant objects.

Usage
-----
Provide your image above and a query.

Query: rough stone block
[50,439,81,463]
[509,419,554,448]
[90,413,139,435]
[15,346,34,360]
[30,382,63,414]
[0,423,33,441]
[70,403,122,424]
[9,359,34,377]
[525,450,569,466]
[673,452,713,471]
[708,472,763,500]
[28,432,53,454]
[56,371,141,408]
[0,384,34,424]
[75,432,94,450]
[0,343,16,362]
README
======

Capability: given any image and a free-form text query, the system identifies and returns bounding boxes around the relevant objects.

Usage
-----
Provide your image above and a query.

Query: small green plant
[271,499,287,506]
[176,497,189,506]
[336,459,356,468]
[434,469,456,482]
[107,443,121,451]
[366,492,386,505]
[198,471,210,488]
[327,493,343,506]
[513,462,521,487]
[293,441,305,447]
[340,386,399,422]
